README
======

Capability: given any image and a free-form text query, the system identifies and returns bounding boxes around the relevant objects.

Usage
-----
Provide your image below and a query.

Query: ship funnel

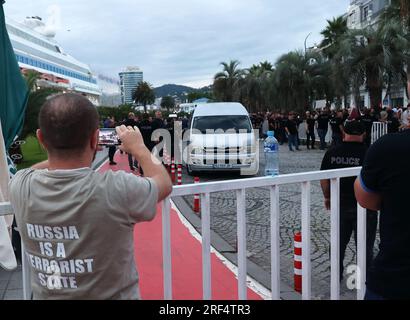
[23,5,61,38]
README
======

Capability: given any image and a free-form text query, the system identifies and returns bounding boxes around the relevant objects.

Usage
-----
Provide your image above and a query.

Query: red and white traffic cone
[164,152,170,172]
[177,165,182,185]
[294,232,302,294]
[171,158,176,183]
[163,150,168,168]
[194,177,200,213]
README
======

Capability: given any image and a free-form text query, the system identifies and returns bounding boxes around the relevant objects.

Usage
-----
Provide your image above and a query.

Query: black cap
[344,120,365,135]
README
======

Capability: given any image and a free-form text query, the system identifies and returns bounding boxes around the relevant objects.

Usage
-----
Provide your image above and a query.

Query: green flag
[0,1,29,150]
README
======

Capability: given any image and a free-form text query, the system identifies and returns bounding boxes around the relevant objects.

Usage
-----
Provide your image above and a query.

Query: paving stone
[2,289,23,300]
[180,140,380,300]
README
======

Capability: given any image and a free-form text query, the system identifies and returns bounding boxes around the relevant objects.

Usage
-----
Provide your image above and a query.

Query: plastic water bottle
[264,131,279,176]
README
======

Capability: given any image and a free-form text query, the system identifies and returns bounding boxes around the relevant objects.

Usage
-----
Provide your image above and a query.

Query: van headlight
[191,147,204,155]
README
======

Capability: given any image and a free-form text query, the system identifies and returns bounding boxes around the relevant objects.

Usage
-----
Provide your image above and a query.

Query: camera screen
[99,128,120,146]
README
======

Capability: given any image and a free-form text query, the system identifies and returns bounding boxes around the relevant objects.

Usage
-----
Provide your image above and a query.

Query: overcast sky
[4,0,348,88]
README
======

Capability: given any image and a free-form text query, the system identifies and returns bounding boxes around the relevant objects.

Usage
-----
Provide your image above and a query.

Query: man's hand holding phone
[116,125,172,201]
[116,125,147,158]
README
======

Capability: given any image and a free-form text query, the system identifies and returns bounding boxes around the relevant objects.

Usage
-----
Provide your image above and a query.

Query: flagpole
[0,119,17,271]
[0,0,29,272]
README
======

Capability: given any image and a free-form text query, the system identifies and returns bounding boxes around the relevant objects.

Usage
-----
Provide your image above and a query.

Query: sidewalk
[1,151,264,300]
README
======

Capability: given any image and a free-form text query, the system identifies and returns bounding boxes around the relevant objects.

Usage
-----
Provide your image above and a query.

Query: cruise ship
[6,15,101,105]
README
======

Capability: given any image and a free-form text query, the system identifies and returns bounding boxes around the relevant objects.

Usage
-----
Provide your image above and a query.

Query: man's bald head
[38,93,99,156]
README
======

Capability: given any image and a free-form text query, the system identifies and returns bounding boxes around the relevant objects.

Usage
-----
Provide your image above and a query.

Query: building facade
[345,0,407,109]
[347,0,391,29]
[119,67,143,105]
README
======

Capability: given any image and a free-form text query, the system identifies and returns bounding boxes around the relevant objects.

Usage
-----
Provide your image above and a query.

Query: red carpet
[98,151,263,300]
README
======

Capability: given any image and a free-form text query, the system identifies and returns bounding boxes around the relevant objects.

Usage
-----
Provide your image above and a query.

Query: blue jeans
[288,134,299,151]
[364,289,384,300]
[317,129,327,150]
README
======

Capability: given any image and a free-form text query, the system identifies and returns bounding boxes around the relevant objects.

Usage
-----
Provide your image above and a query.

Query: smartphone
[98,128,121,146]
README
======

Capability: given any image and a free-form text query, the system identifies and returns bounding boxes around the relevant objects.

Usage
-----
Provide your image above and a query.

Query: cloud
[4,0,348,87]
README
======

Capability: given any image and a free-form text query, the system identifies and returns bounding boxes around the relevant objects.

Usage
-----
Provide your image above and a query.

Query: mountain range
[154,84,212,100]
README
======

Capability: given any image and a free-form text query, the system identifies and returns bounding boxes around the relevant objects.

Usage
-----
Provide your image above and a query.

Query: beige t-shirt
[9,168,158,300]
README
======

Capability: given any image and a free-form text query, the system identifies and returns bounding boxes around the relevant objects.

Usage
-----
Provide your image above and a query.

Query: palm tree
[381,0,410,99]
[320,16,348,59]
[319,16,350,108]
[335,18,410,109]
[160,95,175,111]
[213,60,244,102]
[273,50,328,112]
[132,81,155,113]
[244,62,275,112]
[399,0,410,23]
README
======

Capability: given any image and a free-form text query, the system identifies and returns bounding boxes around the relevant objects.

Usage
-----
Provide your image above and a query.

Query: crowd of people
[102,111,189,173]
[250,103,410,151]
[249,105,410,300]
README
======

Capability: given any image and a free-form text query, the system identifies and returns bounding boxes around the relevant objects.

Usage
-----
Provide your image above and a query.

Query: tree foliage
[211,1,410,113]
[160,95,176,111]
[132,81,155,113]
[20,71,60,139]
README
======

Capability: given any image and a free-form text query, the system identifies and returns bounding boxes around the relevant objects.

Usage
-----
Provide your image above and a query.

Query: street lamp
[304,32,312,55]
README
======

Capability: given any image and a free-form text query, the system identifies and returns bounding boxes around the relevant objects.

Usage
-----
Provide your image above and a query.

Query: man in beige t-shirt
[9,93,172,299]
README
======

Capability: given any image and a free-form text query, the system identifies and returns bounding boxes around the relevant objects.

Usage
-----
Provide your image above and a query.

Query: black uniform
[317,113,330,150]
[321,142,377,280]
[360,130,410,299]
[104,119,117,164]
[306,117,316,149]
[387,117,400,134]
[166,120,176,158]
[329,116,344,146]
[151,117,165,157]
[139,119,154,151]
[279,117,288,144]
[122,118,139,170]
[360,114,376,146]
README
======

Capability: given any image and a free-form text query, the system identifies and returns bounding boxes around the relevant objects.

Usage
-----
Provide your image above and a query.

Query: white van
[186,102,257,175]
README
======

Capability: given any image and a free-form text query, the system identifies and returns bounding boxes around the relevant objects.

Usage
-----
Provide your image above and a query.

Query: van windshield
[192,115,252,134]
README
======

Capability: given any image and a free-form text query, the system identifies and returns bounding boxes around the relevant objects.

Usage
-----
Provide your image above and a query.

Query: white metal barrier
[0,167,367,300]
[371,122,388,144]
[167,167,365,300]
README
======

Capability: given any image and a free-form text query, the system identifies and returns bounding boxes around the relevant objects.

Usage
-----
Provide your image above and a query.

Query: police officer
[361,108,377,147]
[104,116,117,165]
[122,112,139,171]
[329,110,345,147]
[166,115,176,159]
[138,113,154,175]
[320,119,377,281]
[316,109,330,150]
[305,111,316,150]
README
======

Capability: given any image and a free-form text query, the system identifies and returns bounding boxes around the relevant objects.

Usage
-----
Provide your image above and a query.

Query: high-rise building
[119,67,143,105]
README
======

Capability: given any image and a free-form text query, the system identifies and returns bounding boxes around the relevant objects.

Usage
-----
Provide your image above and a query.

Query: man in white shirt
[401,104,410,127]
